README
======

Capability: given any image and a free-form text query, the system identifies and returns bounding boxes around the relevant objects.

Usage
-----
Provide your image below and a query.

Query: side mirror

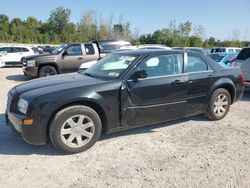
[224,60,230,65]
[62,51,68,57]
[131,70,147,82]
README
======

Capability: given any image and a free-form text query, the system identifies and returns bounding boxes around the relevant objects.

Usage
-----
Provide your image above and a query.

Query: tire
[39,65,57,77]
[205,88,231,120]
[49,106,102,154]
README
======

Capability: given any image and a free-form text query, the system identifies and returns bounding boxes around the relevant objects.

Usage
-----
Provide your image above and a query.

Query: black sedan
[6,49,244,154]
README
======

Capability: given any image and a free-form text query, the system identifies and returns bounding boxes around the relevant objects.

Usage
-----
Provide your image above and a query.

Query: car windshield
[51,45,66,55]
[209,54,226,62]
[84,54,138,79]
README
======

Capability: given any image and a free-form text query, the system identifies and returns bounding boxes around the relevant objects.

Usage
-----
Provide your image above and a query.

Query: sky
[0,0,249,41]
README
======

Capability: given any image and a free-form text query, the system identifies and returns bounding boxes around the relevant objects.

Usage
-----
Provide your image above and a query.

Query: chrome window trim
[127,73,188,82]
[123,100,187,110]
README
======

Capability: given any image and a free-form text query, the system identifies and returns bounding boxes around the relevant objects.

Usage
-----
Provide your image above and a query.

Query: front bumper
[6,111,46,145]
[22,66,38,77]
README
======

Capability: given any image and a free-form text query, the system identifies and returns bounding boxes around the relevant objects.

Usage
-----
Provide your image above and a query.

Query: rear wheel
[39,65,57,77]
[205,88,231,120]
[49,106,102,154]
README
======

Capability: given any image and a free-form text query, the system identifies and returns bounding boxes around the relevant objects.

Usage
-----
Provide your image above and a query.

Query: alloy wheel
[213,94,229,117]
[60,115,95,148]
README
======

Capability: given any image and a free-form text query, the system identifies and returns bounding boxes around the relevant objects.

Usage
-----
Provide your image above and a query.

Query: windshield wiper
[84,72,96,78]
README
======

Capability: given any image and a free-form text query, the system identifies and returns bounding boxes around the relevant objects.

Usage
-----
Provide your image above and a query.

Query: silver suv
[233,47,250,87]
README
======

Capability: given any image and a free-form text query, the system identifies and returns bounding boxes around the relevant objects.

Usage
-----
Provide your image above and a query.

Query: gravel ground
[0,67,250,188]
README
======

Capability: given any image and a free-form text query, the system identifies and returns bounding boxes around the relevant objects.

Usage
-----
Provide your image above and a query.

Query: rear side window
[84,44,95,55]
[187,56,208,73]
[236,48,250,60]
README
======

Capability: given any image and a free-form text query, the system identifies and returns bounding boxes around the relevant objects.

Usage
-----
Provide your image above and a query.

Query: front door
[121,53,188,126]
[59,44,85,73]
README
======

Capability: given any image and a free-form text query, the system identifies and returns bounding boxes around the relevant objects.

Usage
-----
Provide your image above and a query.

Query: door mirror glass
[131,70,147,81]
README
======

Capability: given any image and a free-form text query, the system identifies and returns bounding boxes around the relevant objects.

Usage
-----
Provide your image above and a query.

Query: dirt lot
[0,67,249,188]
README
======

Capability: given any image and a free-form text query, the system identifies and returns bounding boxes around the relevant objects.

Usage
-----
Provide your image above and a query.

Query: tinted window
[99,44,118,53]
[11,47,29,52]
[136,54,184,78]
[0,47,10,53]
[236,48,250,60]
[84,44,95,55]
[65,45,82,56]
[187,56,208,72]
[211,48,226,53]
[209,54,226,62]
[20,48,29,52]
[10,47,21,53]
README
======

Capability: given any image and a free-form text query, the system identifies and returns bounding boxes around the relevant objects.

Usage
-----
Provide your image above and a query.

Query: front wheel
[39,65,57,77]
[49,106,102,154]
[205,88,231,120]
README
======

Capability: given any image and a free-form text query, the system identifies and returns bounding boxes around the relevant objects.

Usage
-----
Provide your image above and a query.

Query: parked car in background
[211,47,241,53]
[6,49,244,153]
[92,40,132,58]
[42,45,55,53]
[231,47,250,87]
[173,47,209,55]
[209,52,238,67]
[79,46,137,71]
[0,46,35,66]
[31,47,40,54]
[22,43,100,77]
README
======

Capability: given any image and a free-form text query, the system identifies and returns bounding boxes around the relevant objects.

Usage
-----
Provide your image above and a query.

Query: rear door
[7,47,21,63]
[185,53,215,116]
[121,52,188,126]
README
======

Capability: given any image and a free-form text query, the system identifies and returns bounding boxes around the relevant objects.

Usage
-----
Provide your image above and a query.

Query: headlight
[27,60,36,67]
[18,98,29,114]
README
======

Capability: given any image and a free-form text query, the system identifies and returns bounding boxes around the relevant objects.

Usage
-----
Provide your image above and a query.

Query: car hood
[15,73,110,96]
[24,53,57,61]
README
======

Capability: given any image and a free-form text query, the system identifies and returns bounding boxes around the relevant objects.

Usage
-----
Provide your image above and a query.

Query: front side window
[187,56,208,73]
[135,54,184,78]
[65,45,82,56]
[84,54,137,79]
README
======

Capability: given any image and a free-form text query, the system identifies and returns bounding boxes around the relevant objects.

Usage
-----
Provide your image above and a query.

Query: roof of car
[113,49,184,56]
